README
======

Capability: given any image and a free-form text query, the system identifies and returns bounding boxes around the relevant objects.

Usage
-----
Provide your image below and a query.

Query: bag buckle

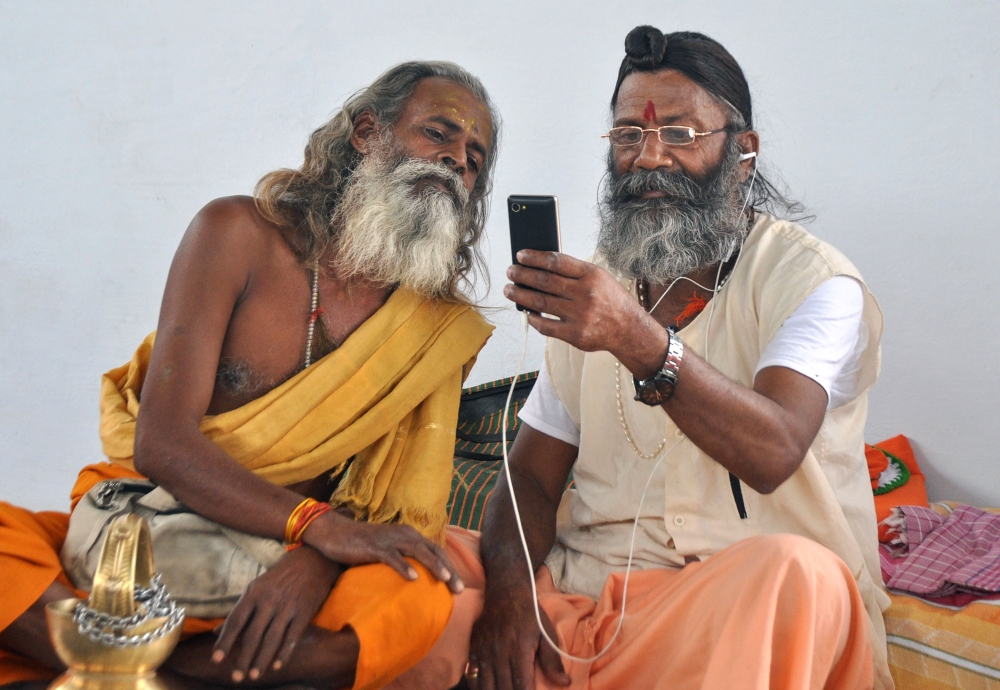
[94,481,122,509]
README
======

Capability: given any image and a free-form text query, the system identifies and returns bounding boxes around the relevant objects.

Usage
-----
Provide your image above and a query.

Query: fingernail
[408,567,418,579]
[232,671,244,682]
[441,568,451,580]
[503,285,512,296]
[455,580,465,593]
[212,650,224,663]
[517,250,526,260]
[272,660,283,670]
[248,669,259,680]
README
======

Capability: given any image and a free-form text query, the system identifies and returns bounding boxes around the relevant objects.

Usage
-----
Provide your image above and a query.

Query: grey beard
[331,148,474,297]
[596,148,747,283]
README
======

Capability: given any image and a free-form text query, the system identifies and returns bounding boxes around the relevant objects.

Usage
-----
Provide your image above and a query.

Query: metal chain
[73,574,184,648]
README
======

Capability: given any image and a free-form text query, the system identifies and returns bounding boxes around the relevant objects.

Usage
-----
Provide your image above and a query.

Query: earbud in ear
[738,151,757,162]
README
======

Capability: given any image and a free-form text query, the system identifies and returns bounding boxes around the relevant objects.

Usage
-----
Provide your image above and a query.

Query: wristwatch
[632,330,684,406]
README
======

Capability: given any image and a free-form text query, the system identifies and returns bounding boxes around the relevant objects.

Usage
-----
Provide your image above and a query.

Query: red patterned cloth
[880,504,1000,598]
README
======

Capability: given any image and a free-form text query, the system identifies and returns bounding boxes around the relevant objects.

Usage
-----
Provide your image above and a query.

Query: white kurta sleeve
[518,361,581,446]
[754,275,866,409]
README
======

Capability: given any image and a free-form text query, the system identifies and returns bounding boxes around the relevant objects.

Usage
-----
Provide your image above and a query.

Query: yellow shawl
[98,288,493,540]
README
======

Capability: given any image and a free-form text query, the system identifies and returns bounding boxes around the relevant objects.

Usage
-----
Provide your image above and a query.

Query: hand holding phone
[507,195,562,311]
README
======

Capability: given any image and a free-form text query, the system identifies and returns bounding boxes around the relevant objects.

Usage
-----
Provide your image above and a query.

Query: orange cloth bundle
[866,434,929,542]
[866,445,889,485]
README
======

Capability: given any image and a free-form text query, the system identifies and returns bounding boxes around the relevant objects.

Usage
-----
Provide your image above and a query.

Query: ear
[350,111,380,154]
[735,129,760,181]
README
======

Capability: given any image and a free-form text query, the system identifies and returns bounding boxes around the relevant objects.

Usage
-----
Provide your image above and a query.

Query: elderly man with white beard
[397,27,893,690]
[0,62,497,690]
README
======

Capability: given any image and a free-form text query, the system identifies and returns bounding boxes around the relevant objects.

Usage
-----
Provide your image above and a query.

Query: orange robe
[0,463,452,690]
[1,288,494,689]
[387,527,876,690]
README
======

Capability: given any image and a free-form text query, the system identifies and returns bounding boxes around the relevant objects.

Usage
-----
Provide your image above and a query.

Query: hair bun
[624,25,667,68]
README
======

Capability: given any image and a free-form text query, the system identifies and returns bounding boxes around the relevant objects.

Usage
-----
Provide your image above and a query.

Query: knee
[339,558,452,599]
[740,534,855,600]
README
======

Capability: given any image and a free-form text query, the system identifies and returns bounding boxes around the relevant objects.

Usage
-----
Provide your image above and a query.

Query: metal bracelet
[660,331,684,386]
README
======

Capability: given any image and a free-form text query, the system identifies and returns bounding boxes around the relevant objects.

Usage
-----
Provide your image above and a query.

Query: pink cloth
[882,504,1000,597]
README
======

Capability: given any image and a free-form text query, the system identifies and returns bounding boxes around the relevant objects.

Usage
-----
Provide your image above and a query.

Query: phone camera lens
[511,203,521,212]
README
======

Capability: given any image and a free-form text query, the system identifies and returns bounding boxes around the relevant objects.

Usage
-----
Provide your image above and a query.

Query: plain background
[1,1,998,510]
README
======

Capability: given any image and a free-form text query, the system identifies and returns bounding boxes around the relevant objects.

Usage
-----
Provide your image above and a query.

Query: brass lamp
[46,514,185,690]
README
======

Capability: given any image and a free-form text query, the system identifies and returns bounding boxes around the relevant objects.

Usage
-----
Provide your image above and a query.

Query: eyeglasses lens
[609,128,643,146]
[608,127,697,147]
[659,127,696,145]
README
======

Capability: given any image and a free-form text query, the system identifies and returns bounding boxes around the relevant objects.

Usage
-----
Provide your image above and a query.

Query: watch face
[637,377,674,406]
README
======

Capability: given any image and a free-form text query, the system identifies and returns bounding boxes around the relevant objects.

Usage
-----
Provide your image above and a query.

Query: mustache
[609,167,713,207]
[384,156,469,209]
[596,145,746,284]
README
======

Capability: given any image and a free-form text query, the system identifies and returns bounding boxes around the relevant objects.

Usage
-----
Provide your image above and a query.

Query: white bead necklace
[615,360,668,460]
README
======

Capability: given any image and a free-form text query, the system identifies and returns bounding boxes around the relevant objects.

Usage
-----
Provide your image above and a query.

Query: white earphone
[499,142,761,665]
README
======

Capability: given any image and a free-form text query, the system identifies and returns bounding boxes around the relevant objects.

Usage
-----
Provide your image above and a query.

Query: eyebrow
[426,115,488,159]
[615,112,696,127]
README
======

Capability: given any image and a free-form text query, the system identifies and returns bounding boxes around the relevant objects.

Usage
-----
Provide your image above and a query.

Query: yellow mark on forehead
[430,101,482,133]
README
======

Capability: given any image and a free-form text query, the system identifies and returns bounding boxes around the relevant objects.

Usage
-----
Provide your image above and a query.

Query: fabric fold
[98,288,492,540]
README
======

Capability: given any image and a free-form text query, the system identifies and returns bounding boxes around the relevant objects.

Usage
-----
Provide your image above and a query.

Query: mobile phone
[507,195,562,311]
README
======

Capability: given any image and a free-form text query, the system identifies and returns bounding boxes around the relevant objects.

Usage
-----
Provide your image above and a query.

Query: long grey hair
[254,61,500,302]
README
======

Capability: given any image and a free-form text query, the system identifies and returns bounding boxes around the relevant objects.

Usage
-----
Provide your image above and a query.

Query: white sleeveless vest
[544,213,891,687]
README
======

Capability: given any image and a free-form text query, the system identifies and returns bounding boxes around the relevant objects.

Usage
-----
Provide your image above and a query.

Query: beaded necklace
[303,261,324,369]
[614,277,671,459]
[614,248,741,460]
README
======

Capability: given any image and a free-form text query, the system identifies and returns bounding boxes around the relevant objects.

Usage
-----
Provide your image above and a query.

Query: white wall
[2,1,998,511]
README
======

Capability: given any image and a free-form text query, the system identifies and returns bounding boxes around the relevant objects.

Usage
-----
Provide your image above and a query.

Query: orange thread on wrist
[284,498,332,551]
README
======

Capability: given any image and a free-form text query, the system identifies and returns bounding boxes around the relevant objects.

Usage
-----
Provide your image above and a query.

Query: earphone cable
[502,310,680,663]
[501,158,757,661]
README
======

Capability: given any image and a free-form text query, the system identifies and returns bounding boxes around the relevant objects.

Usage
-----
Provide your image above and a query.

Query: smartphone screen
[507,195,562,311]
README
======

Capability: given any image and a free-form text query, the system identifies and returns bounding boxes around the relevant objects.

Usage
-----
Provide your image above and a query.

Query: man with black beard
[0,62,497,689]
[400,28,892,690]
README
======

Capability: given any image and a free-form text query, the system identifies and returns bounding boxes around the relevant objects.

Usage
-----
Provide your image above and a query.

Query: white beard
[332,153,472,297]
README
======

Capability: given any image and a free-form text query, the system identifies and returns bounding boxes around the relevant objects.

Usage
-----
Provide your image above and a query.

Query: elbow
[745,440,807,496]
[132,423,179,480]
[132,429,158,477]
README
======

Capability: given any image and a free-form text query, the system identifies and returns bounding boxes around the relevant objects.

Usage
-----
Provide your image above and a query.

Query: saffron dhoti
[389,527,875,690]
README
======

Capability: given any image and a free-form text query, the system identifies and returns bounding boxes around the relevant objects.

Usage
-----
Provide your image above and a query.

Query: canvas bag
[61,478,286,618]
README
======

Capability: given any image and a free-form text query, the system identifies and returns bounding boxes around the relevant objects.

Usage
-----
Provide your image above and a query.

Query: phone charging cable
[501,309,681,663]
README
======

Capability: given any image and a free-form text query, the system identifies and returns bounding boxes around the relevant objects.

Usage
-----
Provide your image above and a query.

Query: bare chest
[207,257,388,415]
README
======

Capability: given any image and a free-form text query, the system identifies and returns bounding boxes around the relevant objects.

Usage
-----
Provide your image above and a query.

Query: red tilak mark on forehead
[643,100,657,123]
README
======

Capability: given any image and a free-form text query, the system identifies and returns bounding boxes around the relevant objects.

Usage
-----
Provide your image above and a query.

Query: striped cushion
[447,458,502,531]
[448,373,536,529]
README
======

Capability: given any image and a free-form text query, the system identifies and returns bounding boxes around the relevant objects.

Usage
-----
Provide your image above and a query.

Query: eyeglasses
[602,126,729,148]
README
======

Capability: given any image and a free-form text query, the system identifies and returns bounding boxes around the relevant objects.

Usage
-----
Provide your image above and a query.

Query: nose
[631,132,674,171]
[438,146,477,192]
[438,147,467,177]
